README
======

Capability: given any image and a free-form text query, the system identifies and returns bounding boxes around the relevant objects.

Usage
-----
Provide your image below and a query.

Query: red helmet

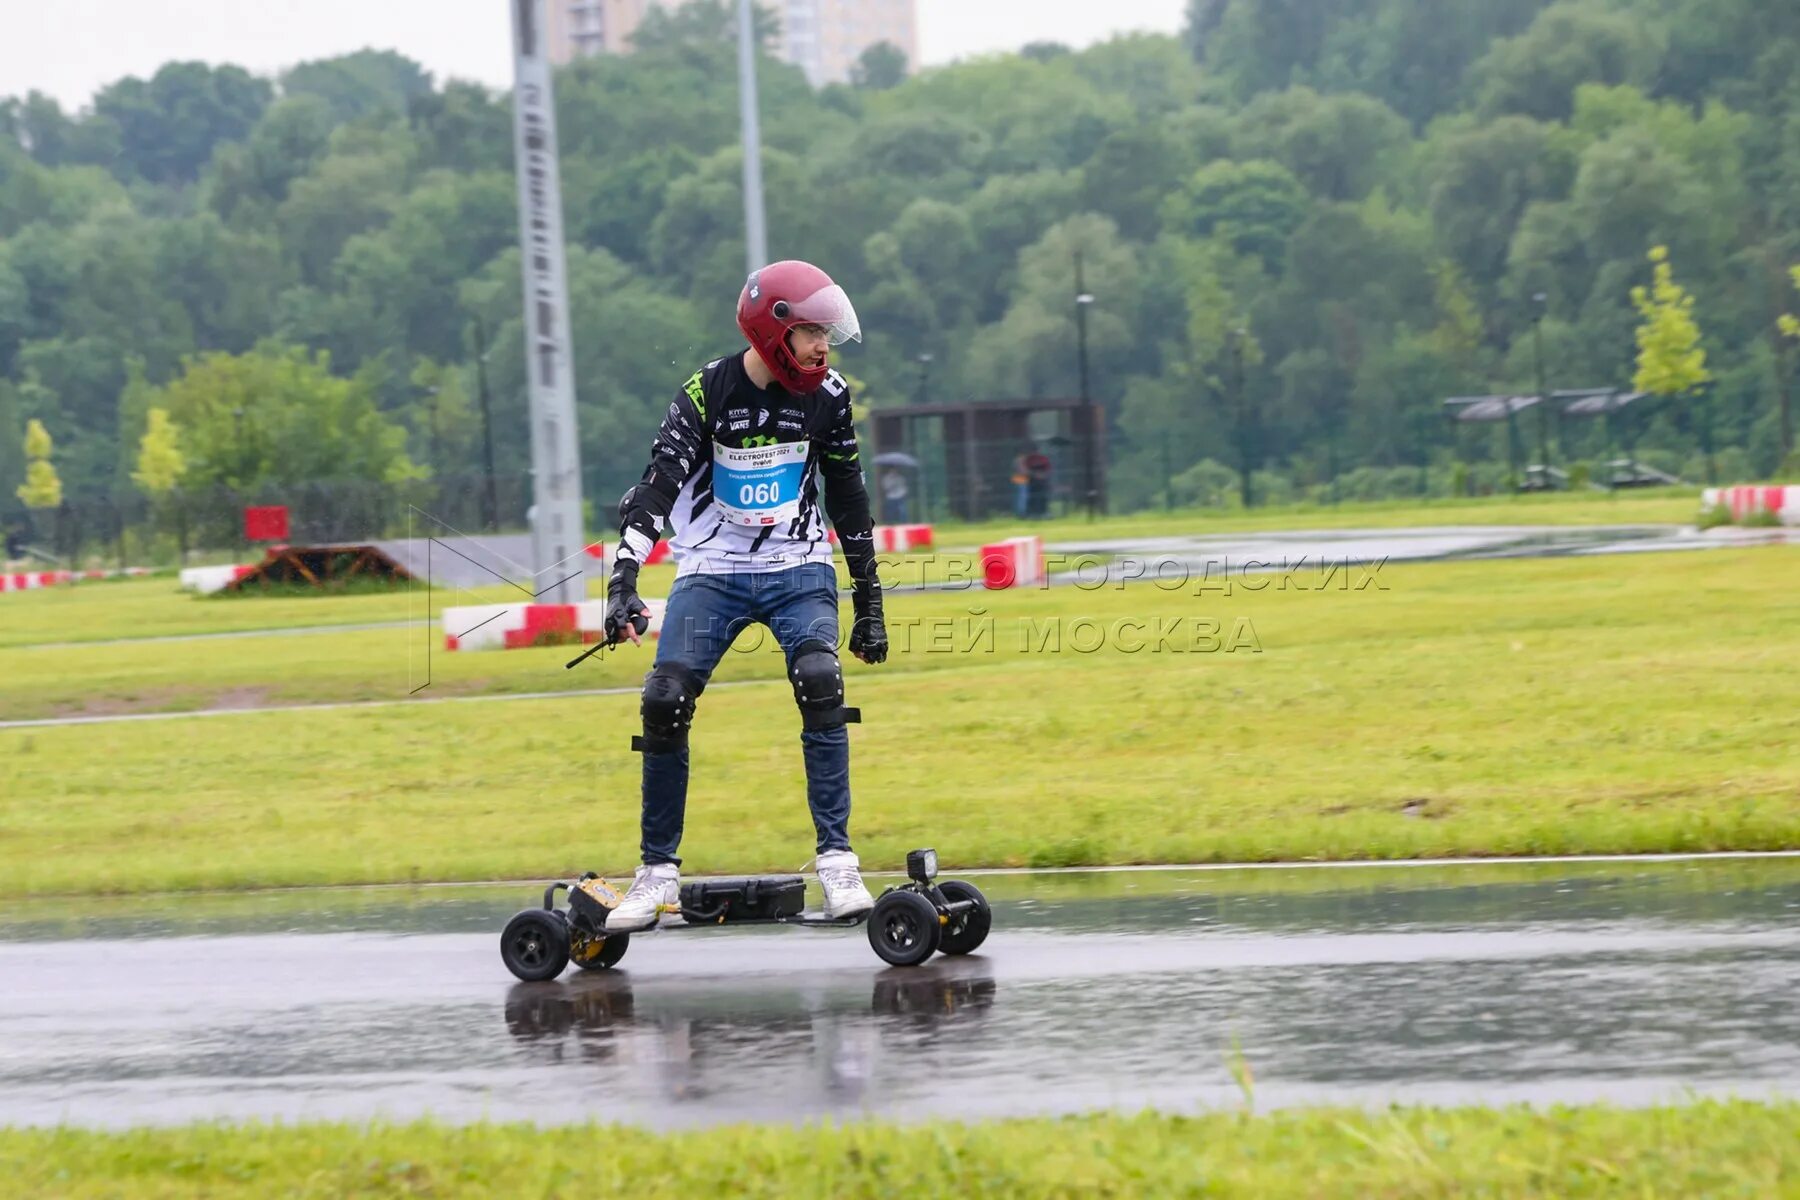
[737,260,861,394]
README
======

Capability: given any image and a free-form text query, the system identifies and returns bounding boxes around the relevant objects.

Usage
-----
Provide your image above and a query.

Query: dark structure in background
[1444,388,1677,490]
[869,399,1107,522]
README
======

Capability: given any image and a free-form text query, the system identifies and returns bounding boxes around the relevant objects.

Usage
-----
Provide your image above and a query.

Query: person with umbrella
[877,454,912,524]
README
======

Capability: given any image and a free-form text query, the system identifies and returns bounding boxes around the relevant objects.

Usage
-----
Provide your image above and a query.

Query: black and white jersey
[615,351,877,583]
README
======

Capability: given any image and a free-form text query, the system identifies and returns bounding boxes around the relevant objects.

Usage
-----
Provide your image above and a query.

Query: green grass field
[0,488,1699,652]
[2,539,1795,896]
[4,1101,1794,1198]
[927,486,1703,548]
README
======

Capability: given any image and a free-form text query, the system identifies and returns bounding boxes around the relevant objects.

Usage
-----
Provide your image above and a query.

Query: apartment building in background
[545,0,918,87]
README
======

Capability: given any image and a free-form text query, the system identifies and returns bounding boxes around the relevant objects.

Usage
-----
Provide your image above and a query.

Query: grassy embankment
[2,537,1795,895]
[3,1101,1795,1198]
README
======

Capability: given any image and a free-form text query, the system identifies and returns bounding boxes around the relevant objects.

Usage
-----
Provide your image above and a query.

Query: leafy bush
[1696,503,1733,529]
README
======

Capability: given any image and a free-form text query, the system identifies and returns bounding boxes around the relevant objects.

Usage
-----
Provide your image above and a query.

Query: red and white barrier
[1701,486,1800,526]
[2,567,156,594]
[443,597,667,651]
[1,570,69,593]
[980,535,1046,589]
[179,564,256,594]
[874,523,934,553]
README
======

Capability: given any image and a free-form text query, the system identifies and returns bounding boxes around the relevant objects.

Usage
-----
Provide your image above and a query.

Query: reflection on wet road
[1,859,1795,1127]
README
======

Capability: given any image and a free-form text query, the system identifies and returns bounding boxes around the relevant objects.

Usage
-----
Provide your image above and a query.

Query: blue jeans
[640,562,852,866]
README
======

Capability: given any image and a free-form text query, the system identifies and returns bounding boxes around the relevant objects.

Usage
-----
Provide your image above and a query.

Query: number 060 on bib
[713,440,809,526]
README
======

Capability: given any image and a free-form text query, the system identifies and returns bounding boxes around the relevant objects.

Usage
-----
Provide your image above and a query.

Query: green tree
[971,215,1141,410]
[630,0,780,53]
[16,417,62,509]
[1632,246,1710,395]
[274,129,414,285]
[1080,123,1192,241]
[280,51,432,123]
[1777,264,1799,459]
[406,358,476,475]
[131,405,189,559]
[851,41,910,90]
[90,62,272,183]
[1230,87,1411,201]
[1779,266,1800,342]
[131,407,187,494]
[1631,245,1713,479]
[1162,159,1310,271]
[1469,2,1662,123]
[150,344,415,489]
[202,94,338,224]
[1425,115,1579,301]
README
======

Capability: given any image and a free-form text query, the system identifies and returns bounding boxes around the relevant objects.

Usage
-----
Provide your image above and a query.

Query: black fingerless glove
[849,578,888,665]
[604,560,650,645]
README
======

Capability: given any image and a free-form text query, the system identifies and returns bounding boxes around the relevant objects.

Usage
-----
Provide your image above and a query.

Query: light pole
[737,0,768,272]
[231,405,247,555]
[1227,328,1251,509]
[1531,291,1552,482]
[1075,251,1096,519]
[471,315,499,531]
[911,351,933,523]
[231,407,246,486]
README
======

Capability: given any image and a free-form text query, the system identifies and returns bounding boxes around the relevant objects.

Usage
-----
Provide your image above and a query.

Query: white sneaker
[816,850,875,918]
[605,863,680,931]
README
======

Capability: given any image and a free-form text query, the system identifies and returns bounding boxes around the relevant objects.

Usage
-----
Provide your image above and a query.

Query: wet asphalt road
[1,858,1795,1128]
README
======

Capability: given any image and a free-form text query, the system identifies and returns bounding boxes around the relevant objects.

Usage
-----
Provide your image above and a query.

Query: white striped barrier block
[1,567,157,594]
[443,597,667,651]
[178,564,256,594]
[1700,485,1800,525]
[980,535,1046,589]
[1,570,70,593]
[874,523,934,553]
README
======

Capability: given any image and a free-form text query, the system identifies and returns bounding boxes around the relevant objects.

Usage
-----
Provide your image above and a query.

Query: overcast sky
[2,0,1188,111]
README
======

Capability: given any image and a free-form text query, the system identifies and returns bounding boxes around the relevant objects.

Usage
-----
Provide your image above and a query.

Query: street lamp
[1531,292,1552,483]
[1075,250,1096,519]
[1226,328,1252,509]
[231,407,246,486]
[914,351,933,406]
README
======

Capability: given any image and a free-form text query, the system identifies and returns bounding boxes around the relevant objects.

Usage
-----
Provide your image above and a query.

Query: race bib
[713,440,809,526]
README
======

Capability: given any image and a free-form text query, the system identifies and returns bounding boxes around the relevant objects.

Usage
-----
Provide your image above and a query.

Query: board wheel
[501,908,571,982]
[868,889,942,967]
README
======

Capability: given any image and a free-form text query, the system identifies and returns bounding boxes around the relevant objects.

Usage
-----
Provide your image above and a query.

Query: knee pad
[789,640,861,731]
[632,663,705,753]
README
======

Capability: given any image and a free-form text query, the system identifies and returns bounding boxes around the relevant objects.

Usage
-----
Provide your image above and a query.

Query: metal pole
[737,0,768,272]
[1075,251,1095,519]
[1229,330,1251,509]
[472,315,500,532]
[1532,293,1551,478]
[511,0,586,605]
[1503,401,1521,493]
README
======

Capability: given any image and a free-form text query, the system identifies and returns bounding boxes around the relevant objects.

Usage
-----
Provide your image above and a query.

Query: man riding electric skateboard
[601,260,889,932]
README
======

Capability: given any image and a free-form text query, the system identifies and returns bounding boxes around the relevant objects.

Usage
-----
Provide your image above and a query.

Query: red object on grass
[503,604,579,649]
[244,505,289,541]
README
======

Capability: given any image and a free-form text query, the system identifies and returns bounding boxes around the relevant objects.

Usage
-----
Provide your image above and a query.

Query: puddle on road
[1,857,1796,1128]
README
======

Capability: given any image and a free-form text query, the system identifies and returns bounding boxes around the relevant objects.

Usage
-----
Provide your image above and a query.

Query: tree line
[3,0,1799,545]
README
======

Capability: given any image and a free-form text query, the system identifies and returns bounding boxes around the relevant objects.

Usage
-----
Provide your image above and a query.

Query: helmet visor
[785,283,862,346]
